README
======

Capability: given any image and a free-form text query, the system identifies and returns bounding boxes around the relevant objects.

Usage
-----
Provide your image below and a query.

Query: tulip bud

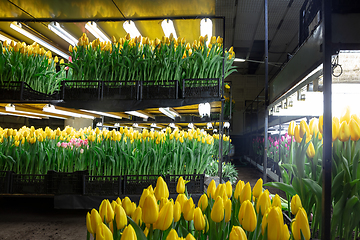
[288,121,296,136]
[319,115,323,134]
[177,176,185,194]
[292,208,311,240]
[225,181,232,198]
[306,142,315,158]
[340,106,351,124]
[299,120,310,138]
[59,59,64,65]
[211,196,224,222]
[282,224,290,240]
[349,118,360,141]
[271,194,282,208]
[194,207,205,231]
[256,189,271,215]
[90,209,102,233]
[294,125,302,143]
[99,199,114,224]
[116,197,122,206]
[207,179,216,199]
[214,183,226,199]
[309,118,318,136]
[173,201,181,222]
[96,222,113,240]
[139,189,150,208]
[262,207,283,240]
[229,226,247,240]
[333,117,340,141]
[198,194,208,212]
[240,182,251,204]
[154,176,169,200]
[142,194,159,224]
[224,197,232,222]
[114,204,127,230]
[291,194,302,215]
[122,197,135,216]
[166,229,179,240]
[122,224,137,240]
[86,212,94,234]
[338,121,351,142]
[253,178,263,198]
[183,198,195,221]
[185,233,196,240]
[234,180,245,201]
[238,200,257,232]
[155,201,173,230]
[132,206,142,226]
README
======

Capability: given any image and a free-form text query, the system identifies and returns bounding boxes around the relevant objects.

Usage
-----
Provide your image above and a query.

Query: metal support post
[263,0,269,183]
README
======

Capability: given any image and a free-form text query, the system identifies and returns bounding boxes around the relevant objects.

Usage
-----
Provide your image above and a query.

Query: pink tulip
[57,142,61,147]
[80,149,84,154]
[61,142,68,148]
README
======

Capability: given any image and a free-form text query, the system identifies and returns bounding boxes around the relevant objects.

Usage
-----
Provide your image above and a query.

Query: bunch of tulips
[0,40,67,94]
[0,125,230,176]
[86,176,311,240]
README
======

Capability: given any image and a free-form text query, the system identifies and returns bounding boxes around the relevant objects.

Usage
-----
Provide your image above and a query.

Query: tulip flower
[256,189,271,215]
[263,207,283,240]
[183,198,195,221]
[214,183,226,199]
[224,197,232,222]
[338,121,351,142]
[176,193,188,211]
[90,209,103,234]
[294,125,302,143]
[309,118,319,136]
[340,106,351,124]
[271,194,282,208]
[132,206,142,226]
[291,194,302,215]
[238,200,257,232]
[253,178,263,198]
[139,189,150,208]
[198,194,208,212]
[155,201,174,230]
[333,117,340,141]
[86,212,94,234]
[154,176,169,200]
[282,224,290,240]
[96,223,113,240]
[288,121,296,136]
[349,118,360,141]
[234,180,245,201]
[122,224,137,240]
[319,115,323,134]
[194,207,206,231]
[173,201,181,222]
[142,194,159,224]
[225,181,232,198]
[185,233,196,240]
[111,200,119,211]
[240,182,251,204]
[166,229,179,240]
[116,197,122,206]
[160,197,170,210]
[299,120,310,138]
[207,179,216,199]
[292,208,311,240]
[114,204,127,230]
[211,196,224,222]
[122,197,135,216]
[229,226,247,240]
[177,176,185,194]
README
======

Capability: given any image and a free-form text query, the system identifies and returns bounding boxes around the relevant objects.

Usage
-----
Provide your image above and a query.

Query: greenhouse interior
[0,0,359,239]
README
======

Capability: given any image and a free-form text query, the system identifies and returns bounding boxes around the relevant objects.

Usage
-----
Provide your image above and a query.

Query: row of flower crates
[0,79,221,101]
[0,170,205,196]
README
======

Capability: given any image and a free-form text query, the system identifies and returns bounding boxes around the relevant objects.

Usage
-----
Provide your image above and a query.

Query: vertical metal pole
[322,0,332,238]
[263,0,269,183]
[228,84,232,157]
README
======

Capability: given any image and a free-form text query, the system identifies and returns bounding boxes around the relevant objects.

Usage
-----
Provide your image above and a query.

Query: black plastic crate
[47,170,88,195]
[0,171,12,193]
[84,175,123,196]
[166,174,205,194]
[123,175,161,195]
[102,81,138,100]
[11,174,47,194]
[182,78,220,98]
[61,81,101,100]
[140,80,178,99]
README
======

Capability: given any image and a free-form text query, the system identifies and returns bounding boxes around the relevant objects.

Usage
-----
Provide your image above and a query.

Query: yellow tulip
[177,176,185,194]
[194,207,205,231]
[214,183,226,199]
[234,180,245,201]
[122,224,137,240]
[122,197,135,216]
[166,229,179,240]
[154,176,169,200]
[291,194,302,215]
[282,224,290,240]
[271,194,282,208]
[173,201,181,222]
[185,233,196,240]
[319,115,323,134]
[224,197,232,222]
[139,189,150,208]
[306,142,315,158]
[183,198,195,221]
[253,178,263,198]
[294,125,302,143]
[99,199,114,224]
[90,209,102,233]
[176,193,188,211]
[238,200,257,232]
[257,189,271,215]
[96,223,113,240]
[132,206,142,226]
[340,106,351,124]
[333,117,340,141]
[114,204,127,230]
[309,118,319,136]
[116,197,122,206]
[229,226,247,240]
[86,212,94,234]
[198,194,208,212]
[292,208,311,240]
[300,120,310,138]
[207,179,216,199]
[225,181,232,198]
[338,121,351,142]
[159,197,170,210]
[142,194,159,224]
[349,118,360,141]
[211,196,224,222]
[240,182,251,204]
[288,120,296,136]
[155,201,173,230]
[264,207,283,240]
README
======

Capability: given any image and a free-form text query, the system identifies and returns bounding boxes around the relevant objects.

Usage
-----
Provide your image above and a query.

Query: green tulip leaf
[127,216,147,240]
[263,182,296,196]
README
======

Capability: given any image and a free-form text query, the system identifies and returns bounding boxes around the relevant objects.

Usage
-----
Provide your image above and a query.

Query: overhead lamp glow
[80,109,122,120]
[198,103,211,117]
[234,58,246,62]
[43,104,95,119]
[224,122,230,128]
[5,104,67,119]
[169,123,176,128]
[125,111,149,119]
[188,123,194,129]
[85,22,111,42]
[10,22,69,59]
[159,107,180,120]
[161,19,177,39]
[133,123,139,128]
[207,122,213,129]
[48,22,78,46]
[0,33,13,42]
[0,111,41,119]
[123,20,142,38]
[200,18,212,44]
[114,123,120,127]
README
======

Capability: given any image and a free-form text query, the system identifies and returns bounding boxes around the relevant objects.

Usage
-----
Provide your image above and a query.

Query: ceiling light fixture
[4,104,67,119]
[85,21,111,42]
[188,123,194,129]
[43,104,95,119]
[161,19,177,39]
[0,32,14,42]
[0,111,41,119]
[207,122,213,129]
[234,58,246,62]
[80,109,123,119]
[114,123,120,127]
[200,18,212,44]
[224,122,230,128]
[123,20,142,38]
[159,107,180,120]
[125,111,149,119]
[198,103,211,117]
[10,22,70,59]
[48,22,78,46]
[169,123,176,128]
[133,123,139,128]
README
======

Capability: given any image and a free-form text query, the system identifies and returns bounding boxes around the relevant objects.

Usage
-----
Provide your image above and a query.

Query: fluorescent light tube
[159,107,180,120]
[198,103,211,117]
[234,58,246,62]
[48,22,78,46]
[10,22,69,59]
[161,19,177,39]
[85,22,111,42]
[0,33,13,42]
[80,109,123,120]
[207,122,213,129]
[123,20,142,38]
[224,122,230,128]
[125,111,149,119]
[169,123,176,128]
[0,111,42,119]
[200,18,212,44]
[43,104,95,119]
[188,123,194,129]
[5,104,67,119]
